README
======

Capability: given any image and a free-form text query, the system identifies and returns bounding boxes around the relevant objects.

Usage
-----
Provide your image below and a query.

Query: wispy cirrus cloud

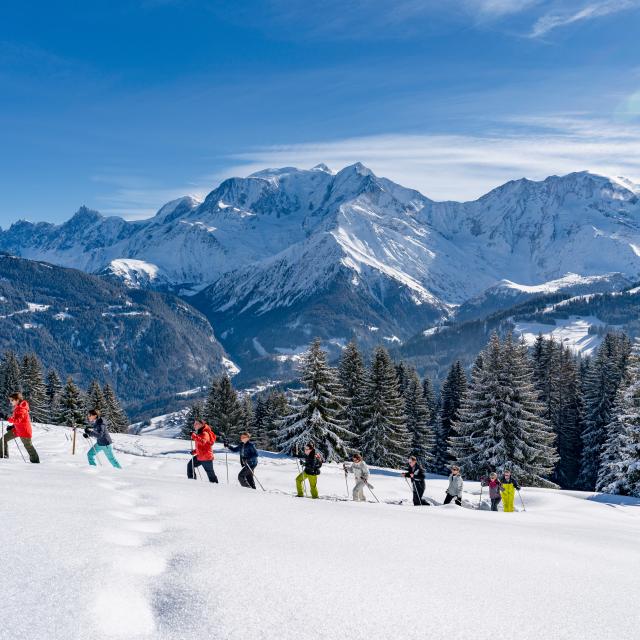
[530,0,640,37]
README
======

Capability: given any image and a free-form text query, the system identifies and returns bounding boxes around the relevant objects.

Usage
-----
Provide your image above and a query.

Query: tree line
[186,332,640,495]
[0,350,129,432]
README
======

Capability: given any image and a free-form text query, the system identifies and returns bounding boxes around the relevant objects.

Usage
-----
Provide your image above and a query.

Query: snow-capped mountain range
[2,164,639,373]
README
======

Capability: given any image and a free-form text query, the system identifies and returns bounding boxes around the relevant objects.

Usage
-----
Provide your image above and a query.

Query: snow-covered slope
[3,424,640,640]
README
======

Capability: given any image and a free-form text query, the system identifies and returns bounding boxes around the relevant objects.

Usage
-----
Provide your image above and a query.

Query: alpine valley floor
[2,425,640,640]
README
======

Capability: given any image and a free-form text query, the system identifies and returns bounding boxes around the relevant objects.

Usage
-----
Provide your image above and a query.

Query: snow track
[2,425,640,640]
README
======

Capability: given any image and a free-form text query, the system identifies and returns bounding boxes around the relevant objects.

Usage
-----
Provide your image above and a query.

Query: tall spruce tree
[358,346,410,468]
[450,334,558,486]
[596,339,640,496]
[210,375,244,440]
[436,360,467,473]
[404,369,435,469]
[103,384,129,433]
[338,341,367,438]
[276,339,354,461]
[85,380,106,414]
[251,397,270,449]
[58,377,85,426]
[264,391,291,450]
[241,394,254,433]
[45,370,63,424]
[181,402,203,440]
[579,333,631,489]
[20,354,48,423]
[203,377,220,427]
[0,351,22,416]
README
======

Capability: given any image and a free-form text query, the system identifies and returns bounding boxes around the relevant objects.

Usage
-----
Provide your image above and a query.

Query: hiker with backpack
[480,472,502,511]
[84,409,121,468]
[343,452,370,502]
[403,455,429,505]
[189,419,219,483]
[443,465,463,506]
[224,431,259,489]
[0,392,40,463]
[296,443,322,499]
[500,469,521,512]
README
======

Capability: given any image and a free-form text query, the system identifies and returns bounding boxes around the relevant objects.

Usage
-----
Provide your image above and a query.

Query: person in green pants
[296,444,323,498]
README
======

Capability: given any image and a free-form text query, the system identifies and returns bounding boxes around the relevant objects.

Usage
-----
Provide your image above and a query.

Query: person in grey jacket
[443,465,463,505]
[343,453,370,502]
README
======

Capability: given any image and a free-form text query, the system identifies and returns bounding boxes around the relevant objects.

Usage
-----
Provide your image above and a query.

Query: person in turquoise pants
[84,409,122,469]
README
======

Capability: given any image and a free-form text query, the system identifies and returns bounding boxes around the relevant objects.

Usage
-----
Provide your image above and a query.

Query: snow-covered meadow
[3,424,640,640]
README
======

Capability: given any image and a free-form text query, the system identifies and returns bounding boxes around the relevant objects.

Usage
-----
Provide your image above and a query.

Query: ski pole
[517,489,526,512]
[0,419,5,458]
[478,482,483,508]
[295,445,308,497]
[366,482,380,503]
[343,466,350,499]
[225,450,229,484]
[14,437,27,463]
[243,462,265,491]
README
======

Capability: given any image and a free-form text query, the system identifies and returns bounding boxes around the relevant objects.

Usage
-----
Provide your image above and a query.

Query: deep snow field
[2,425,640,640]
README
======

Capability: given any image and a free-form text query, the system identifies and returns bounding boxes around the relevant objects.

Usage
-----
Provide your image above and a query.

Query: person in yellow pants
[296,444,322,499]
[500,470,520,512]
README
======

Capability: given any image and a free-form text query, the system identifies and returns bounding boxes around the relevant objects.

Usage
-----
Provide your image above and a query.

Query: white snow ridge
[2,425,640,640]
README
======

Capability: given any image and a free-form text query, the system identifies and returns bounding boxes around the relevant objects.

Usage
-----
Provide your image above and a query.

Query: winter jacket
[500,474,520,490]
[446,473,463,498]
[405,463,426,483]
[300,450,322,476]
[191,424,216,461]
[481,477,502,500]
[228,441,258,468]
[345,460,369,482]
[7,401,32,438]
[85,417,112,446]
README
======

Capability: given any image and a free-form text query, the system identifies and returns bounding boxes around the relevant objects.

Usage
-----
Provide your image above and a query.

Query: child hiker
[296,444,322,499]
[481,472,502,511]
[84,409,122,468]
[343,453,370,502]
[444,465,463,506]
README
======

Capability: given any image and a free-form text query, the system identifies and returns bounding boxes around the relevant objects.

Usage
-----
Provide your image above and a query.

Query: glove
[0,413,5,420]
[83,433,89,439]
[223,442,229,448]
[6,425,14,432]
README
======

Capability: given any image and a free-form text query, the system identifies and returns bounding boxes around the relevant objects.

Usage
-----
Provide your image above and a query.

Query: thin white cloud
[530,0,640,37]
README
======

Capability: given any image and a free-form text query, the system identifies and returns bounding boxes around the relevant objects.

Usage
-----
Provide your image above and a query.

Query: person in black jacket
[84,409,121,468]
[403,455,428,505]
[224,432,259,489]
[296,444,322,499]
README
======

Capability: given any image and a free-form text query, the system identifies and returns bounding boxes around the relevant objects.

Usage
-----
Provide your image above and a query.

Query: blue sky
[1,0,639,224]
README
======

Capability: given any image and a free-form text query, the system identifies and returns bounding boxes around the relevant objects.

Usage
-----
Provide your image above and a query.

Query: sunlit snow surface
[2,425,640,640]
[515,315,607,355]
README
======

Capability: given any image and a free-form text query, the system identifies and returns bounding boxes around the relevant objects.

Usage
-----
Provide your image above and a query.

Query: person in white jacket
[343,453,370,502]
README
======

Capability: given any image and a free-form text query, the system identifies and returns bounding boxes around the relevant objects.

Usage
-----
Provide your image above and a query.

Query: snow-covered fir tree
[241,394,254,433]
[205,374,244,440]
[435,360,467,474]
[0,351,22,416]
[20,354,48,423]
[358,346,410,468]
[85,380,106,414]
[57,377,85,427]
[251,397,269,449]
[338,340,367,438]
[449,333,558,487]
[276,339,354,461]
[403,368,435,469]
[579,333,631,490]
[422,376,437,425]
[103,383,129,433]
[264,390,291,450]
[596,339,640,496]
[45,370,63,424]
[181,402,203,440]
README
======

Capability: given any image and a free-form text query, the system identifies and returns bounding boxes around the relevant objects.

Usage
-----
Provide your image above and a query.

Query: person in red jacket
[1,392,40,463]
[188,419,219,483]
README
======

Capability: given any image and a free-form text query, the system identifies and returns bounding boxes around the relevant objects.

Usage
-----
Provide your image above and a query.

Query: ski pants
[353,479,367,502]
[443,492,462,506]
[412,480,428,505]
[88,444,121,468]
[188,458,219,483]
[239,464,257,489]
[490,497,501,512]
[502,484,516,512]
[1,431,40,463]
[296,472,318,498]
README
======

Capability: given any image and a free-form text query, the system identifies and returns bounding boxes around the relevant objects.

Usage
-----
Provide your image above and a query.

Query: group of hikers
[1,396,523,511]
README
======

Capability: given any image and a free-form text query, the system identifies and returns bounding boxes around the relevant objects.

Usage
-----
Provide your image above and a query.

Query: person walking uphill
[500,469,520,513]
[189,419,219,483]
[481,472,502,511]
[296,444,323,499]
[343,453,370,502]
[84,409,121,468]
[443,465,463,506]
[0,392,40,463]
[403,455,428,505]
[225,432,259,489]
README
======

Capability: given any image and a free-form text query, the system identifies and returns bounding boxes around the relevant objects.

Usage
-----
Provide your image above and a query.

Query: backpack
[314,453,324,473]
